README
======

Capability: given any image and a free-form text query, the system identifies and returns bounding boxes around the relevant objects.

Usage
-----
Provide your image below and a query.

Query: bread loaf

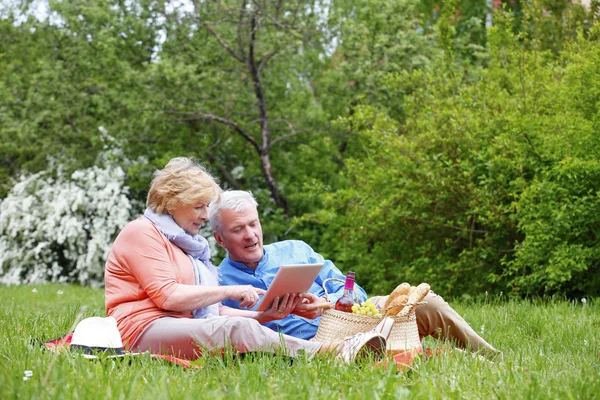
[382,282,411,312]
[408,285,417,297]
[410,283,430,303]
[397,283,430,317]
[383,294,409,316]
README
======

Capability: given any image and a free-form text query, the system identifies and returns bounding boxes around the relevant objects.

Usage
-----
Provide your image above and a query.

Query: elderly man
[209,190,501,359]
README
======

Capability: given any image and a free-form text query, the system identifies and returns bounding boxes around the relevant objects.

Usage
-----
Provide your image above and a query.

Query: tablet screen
[255,263,324,311]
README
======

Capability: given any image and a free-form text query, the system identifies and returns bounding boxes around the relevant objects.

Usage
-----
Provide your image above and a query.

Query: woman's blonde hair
[147,157,221,214]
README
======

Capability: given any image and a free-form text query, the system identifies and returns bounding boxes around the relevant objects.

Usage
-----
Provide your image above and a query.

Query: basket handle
[321,277,362,304]
[384,300,427,316]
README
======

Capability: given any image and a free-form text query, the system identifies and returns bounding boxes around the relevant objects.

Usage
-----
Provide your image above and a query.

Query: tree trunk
[259,150,288,212]
[190,0,293,216]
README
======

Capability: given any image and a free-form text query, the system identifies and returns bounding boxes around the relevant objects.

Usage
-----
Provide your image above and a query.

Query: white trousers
[131,316,322,360]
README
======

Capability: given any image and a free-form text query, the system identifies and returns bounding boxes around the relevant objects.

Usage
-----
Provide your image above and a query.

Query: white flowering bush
[0,163,132,286]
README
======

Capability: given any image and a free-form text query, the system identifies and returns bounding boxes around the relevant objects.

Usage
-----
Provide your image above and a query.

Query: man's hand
[228,285,266,309]
[292,293,332,319]
[256,293,302,323]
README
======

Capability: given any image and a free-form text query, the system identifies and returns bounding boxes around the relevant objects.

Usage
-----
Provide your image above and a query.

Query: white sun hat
[70,316,126,359]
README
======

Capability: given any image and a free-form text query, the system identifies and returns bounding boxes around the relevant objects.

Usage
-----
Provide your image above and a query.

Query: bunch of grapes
[351,299,382,317]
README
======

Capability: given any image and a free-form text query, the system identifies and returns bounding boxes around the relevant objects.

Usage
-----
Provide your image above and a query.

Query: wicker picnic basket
[313,278,423,352]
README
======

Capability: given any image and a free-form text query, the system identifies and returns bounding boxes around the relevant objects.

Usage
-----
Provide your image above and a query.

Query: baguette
[397,283,430,317]
[382,282,411,312]
[383,294,409,316]
[407,285,417,297]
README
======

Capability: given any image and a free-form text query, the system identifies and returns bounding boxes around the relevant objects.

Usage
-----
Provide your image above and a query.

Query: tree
[0,0,163,196]
[312,17,600,298]
[155,0,335,216]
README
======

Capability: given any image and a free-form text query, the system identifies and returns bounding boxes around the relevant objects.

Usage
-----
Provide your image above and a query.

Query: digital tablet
[255,263,325,311]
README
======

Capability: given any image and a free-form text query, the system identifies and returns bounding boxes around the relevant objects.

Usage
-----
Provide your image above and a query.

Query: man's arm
[291,292,332,319]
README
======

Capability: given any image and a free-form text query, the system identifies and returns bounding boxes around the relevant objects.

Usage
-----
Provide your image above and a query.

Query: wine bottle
[335,271,356,313]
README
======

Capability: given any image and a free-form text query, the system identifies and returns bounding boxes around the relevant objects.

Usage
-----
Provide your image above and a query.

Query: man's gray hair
[208,190,258,234]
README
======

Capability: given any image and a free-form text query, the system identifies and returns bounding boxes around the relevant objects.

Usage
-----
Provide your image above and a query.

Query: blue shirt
[219,240,368,340]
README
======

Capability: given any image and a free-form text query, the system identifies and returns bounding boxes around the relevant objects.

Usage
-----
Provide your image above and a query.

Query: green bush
[310,20,600,298]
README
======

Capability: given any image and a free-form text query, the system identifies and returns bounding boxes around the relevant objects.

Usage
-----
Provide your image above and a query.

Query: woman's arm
[116,220,264,312]
[162,284,265,312]
[219,293,301,323]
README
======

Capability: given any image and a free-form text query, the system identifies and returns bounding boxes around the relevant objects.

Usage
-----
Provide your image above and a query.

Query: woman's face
[170,201,210,235]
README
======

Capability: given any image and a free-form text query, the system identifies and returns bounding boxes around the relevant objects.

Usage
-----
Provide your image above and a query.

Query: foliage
[1,284,599,399]
[309,17,600,298]
[0,0,162,197]
[0,150,133,286]
[517,0,594,54]
[418,0,594,56]
[1,0,599,297]
[504,24,600,296]
[419,0,489,66]
[319,0,440,121]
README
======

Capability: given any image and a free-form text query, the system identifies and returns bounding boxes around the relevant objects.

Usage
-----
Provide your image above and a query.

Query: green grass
[1,284,598,399]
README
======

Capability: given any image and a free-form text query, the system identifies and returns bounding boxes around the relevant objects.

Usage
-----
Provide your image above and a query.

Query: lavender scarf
[143,208,219,319]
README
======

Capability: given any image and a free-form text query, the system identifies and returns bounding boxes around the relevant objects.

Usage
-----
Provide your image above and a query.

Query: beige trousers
[132,316,321,360]
[369,291,500,357]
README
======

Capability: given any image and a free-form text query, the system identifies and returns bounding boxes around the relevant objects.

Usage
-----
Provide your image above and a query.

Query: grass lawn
[1,284,598,399]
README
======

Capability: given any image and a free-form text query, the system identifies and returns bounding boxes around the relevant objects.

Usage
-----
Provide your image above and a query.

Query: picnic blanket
[42,333,201,368]
[380,346,451,371]
[43,332,447,371]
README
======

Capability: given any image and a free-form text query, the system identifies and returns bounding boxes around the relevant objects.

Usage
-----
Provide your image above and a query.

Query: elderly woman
[104,157,387,363]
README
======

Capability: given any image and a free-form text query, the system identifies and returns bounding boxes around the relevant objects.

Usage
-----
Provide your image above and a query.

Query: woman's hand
[256,293,301,323]
[292,293,332,319]
[227,285,266,309]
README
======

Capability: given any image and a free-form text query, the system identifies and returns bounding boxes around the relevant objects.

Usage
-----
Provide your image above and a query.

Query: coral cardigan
[105,217,195,347]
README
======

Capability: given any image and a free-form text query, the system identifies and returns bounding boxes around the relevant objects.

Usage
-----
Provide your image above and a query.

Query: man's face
[214,203,264,268]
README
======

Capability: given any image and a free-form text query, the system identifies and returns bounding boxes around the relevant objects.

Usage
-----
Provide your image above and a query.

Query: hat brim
[78,352,142,360]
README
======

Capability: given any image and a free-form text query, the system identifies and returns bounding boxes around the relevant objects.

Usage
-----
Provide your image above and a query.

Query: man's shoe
[338,332,387,364]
